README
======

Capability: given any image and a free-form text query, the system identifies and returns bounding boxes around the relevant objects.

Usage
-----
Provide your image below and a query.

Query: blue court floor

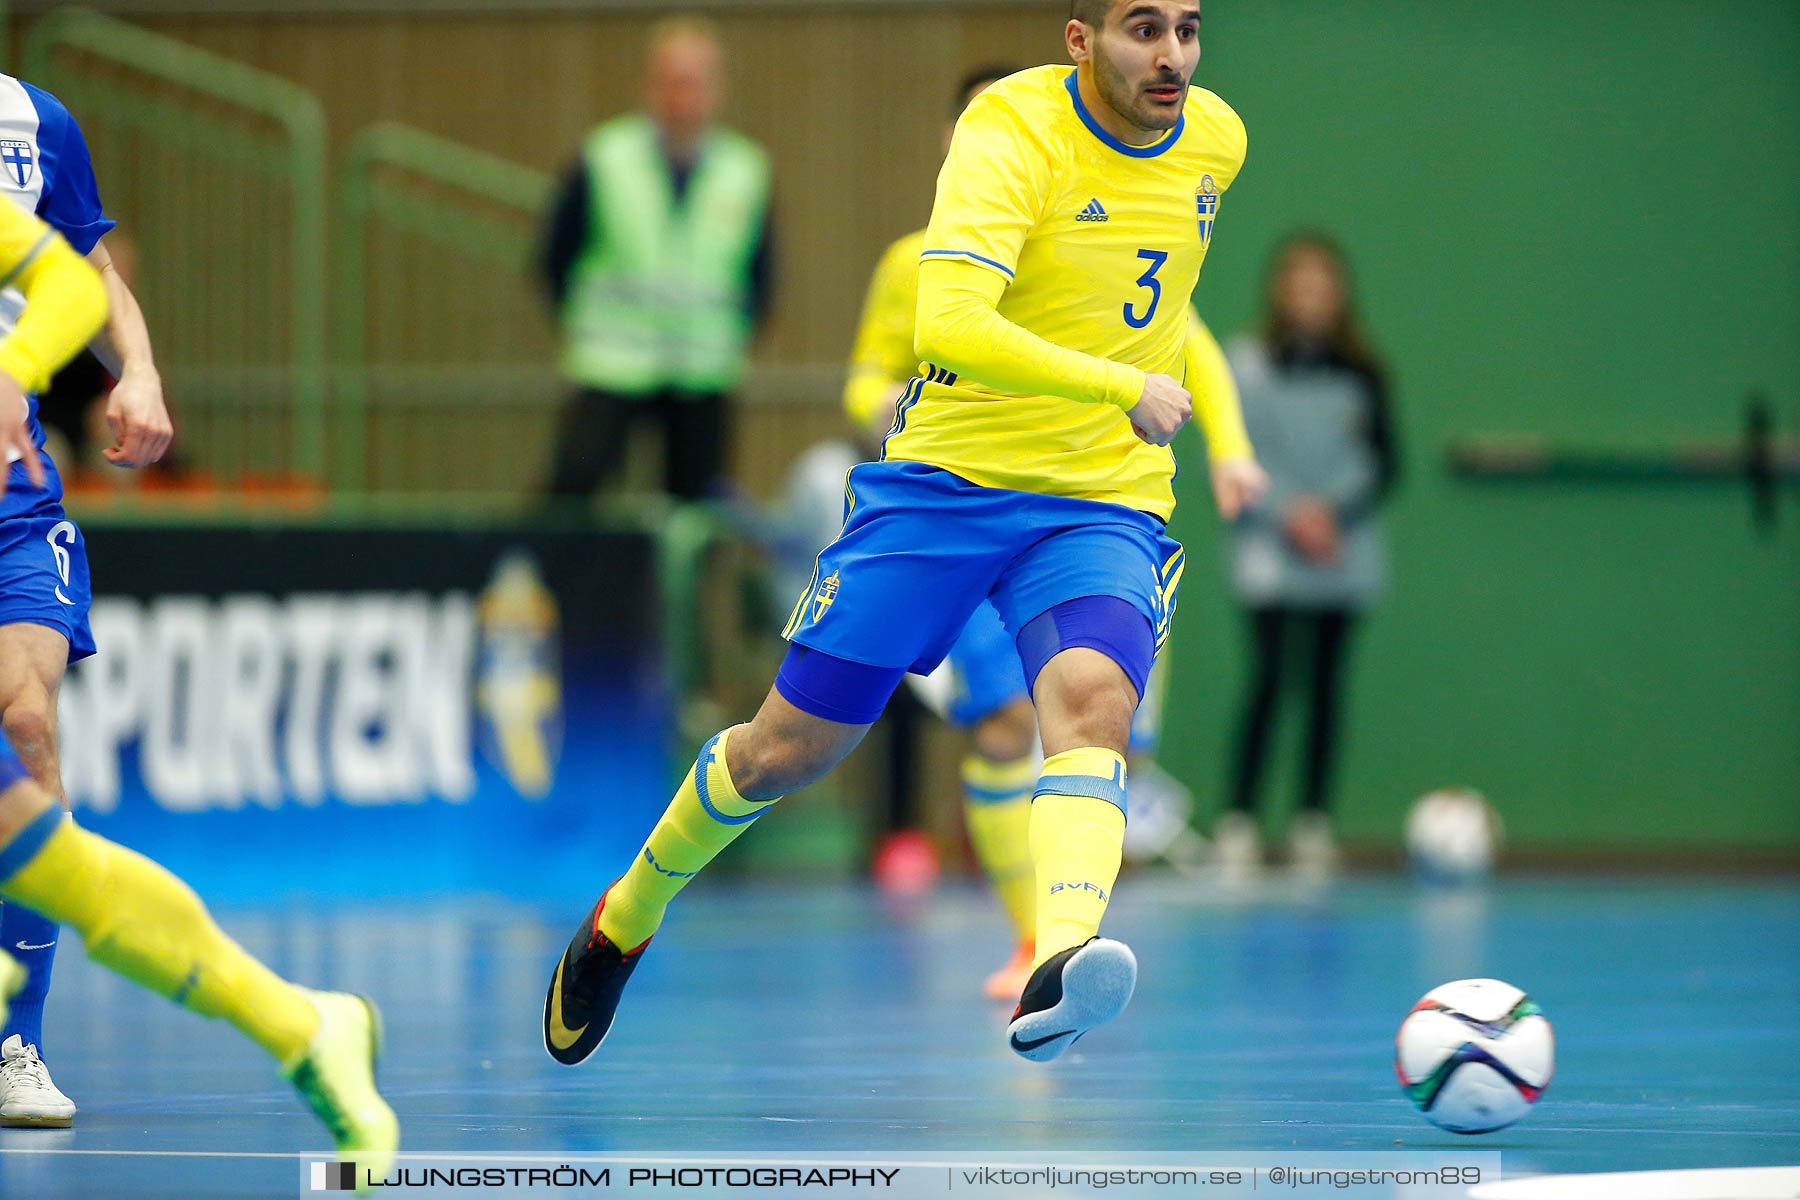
[0,873,1795,1197]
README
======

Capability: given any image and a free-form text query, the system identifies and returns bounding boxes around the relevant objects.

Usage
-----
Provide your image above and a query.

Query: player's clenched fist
[1125,373,1192,446]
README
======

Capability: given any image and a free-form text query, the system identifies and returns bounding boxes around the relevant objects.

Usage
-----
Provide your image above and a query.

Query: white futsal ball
[1396,978,1553,1133]
[1405,789,1501,881]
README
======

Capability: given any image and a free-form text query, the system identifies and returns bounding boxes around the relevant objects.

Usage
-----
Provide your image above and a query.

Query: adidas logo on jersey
[1075,199,1109,222]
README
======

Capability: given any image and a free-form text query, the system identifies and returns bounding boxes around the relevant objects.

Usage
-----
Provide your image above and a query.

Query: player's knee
[1,696,56,765]
[1038,654,1137,750]
[973,700,1037,764]
[1062,699,1134,752]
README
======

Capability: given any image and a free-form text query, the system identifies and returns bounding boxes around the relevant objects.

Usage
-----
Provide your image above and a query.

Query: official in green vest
[540,18,775,501]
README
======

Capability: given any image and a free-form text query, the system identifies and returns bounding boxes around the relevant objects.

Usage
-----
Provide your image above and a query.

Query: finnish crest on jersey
[811,570,840,623]
[0,141,33,189]
[1195,174,1219,246]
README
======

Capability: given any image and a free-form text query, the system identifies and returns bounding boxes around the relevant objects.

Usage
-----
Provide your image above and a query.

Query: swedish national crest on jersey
[0,141,33,189]
[1196,175,1219,246]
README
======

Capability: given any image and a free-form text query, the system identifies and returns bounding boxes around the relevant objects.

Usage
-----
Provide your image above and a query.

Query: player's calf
[729,685,873,799]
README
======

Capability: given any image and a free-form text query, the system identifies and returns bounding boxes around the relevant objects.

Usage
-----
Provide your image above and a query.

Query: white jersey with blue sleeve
[0,76,116,260]
[0,75,114,518]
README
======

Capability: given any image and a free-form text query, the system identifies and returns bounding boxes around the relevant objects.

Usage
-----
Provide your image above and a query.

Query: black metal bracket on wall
[1445,395,1798,535]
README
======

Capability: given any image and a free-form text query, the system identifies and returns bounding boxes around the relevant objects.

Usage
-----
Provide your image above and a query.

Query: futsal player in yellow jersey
[546,0,1265,1065]
[0,200,396,1183]
[847,62,1246,1000]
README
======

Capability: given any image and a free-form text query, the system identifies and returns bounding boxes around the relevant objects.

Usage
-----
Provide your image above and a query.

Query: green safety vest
[561,115,770,394]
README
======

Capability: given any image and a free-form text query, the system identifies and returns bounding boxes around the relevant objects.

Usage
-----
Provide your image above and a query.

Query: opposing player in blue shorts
[546,0,1265,1064]
[0,72,173,1124]
[0,184,393,1180]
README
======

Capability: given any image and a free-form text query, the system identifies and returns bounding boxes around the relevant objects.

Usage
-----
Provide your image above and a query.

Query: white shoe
[0,1033,76,1128]
[1006,938,1138,1063]
[1287,811,1341,876]
[1212,810,1262,877]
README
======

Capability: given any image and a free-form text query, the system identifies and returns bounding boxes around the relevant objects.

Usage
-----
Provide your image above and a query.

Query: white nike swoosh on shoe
[13,942,55,951]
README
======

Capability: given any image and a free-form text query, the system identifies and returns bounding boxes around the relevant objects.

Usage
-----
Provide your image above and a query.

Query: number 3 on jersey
[1124,249,1168,330]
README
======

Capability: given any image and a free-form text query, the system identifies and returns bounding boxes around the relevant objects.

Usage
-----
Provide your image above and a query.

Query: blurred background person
[1216,233,1399,876]
[538,17,774,503]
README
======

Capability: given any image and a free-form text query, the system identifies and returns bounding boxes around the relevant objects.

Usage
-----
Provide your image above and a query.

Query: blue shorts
[944,600,1029,729]
[783,460,1182,680]
[0,509,95,663]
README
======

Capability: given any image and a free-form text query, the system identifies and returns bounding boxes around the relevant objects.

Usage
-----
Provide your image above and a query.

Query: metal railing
[333,121,554,492]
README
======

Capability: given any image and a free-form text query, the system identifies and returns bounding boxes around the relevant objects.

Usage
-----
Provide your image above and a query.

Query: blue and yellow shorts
[777,461,1183,725]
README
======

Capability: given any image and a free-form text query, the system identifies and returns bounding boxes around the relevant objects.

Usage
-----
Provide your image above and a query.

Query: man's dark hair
[1069,0,1111,25]
[953,64,1022,115]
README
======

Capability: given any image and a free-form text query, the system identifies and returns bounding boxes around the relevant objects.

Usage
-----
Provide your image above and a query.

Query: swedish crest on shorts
[1195,175,1219,246]
[810,570,840,623]
[0,140,34,189]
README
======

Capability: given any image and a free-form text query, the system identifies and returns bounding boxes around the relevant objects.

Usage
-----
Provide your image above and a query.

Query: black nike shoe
[543,889,649,1066]
[1006,937,1137,1062]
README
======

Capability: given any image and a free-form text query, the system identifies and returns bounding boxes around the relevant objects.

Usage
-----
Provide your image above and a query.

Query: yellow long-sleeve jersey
[883,65,1248,521]
[849,233,1248,472]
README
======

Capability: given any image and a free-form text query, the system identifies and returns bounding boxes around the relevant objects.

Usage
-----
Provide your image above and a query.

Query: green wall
[1162,1,1800,851]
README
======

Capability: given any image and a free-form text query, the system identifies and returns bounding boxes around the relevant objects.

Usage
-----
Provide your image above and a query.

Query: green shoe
[0,952,19,1029]
[285,990,399,1193]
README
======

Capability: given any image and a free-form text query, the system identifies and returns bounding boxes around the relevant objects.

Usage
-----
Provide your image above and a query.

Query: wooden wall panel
[17,5,1074,493]
[51,6,1068,365]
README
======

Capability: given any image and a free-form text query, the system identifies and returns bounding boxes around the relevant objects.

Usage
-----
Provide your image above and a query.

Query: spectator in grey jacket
[1216,234,1398,875]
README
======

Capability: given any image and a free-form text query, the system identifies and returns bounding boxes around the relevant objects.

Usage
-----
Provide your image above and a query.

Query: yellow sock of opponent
[961,753,1038,943]
[1029,747,1127,967]
[0,803,319,1066]
[599,727,777,950]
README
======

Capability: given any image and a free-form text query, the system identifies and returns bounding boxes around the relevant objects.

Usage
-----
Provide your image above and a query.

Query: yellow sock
[0,805,318,1066]
[961,753,1038,943]
[1029,747,1127,966]
[599,727,776,949]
